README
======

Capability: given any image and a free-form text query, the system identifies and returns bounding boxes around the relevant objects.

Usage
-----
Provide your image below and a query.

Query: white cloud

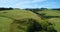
[32,0,46,3]
[0,0,57,8]
[37,2,57,8]
[14,0,46,5]
[0,0,47,6]
[13,0,47,7]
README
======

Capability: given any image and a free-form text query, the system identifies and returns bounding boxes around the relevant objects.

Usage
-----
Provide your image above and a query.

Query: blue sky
[0,0,60,9]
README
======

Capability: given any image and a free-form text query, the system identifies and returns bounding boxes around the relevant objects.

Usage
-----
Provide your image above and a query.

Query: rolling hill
[37,10,60,32]
[0,10,42,32]
[0,9,57,32]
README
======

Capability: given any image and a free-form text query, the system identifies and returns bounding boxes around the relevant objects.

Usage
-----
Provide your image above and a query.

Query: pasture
[37,10,60,32]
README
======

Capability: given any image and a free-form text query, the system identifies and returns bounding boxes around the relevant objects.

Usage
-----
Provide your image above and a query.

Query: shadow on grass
[27,19,42,32]
[10,18,57,32]
[36,13,60,19]
[26,19,57,32]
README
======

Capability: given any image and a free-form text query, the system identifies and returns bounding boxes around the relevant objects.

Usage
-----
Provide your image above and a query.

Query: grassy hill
[0,10,42,32]
[0,17,13,32]
[0,9,57,32]
[37,10,60,32]
[37,10,60,16]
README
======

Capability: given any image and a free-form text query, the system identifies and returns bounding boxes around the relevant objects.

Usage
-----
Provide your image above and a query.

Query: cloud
[37,1,57,8]
[32,0,46,3]
[0,0,47,7]
[12,0,57,8]
[0,0,59,8]
[18,0,46,4]
[13,0,47,8]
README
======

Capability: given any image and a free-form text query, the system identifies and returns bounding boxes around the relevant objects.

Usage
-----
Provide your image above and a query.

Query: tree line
[24,8,60,11]
[0,7,13,11]
[0,7,60,11]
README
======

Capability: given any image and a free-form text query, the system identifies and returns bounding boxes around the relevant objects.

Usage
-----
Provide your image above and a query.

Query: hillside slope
[0,9,57,32]
[0,10,42,32]
[37,10,60,32]
[37,10,60,16]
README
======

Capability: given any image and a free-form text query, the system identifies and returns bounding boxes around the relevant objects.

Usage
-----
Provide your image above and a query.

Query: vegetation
[0,7,13,11]
[36,9,60,32]
[0,8,60,32]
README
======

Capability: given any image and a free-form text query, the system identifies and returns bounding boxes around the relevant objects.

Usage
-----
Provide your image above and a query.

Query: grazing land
[0,9,60,32]
[37,10,60,32]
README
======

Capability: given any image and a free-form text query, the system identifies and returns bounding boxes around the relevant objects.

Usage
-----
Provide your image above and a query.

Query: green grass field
[37,10,60,32]
[38,10,60,16]
[0,9,60,32]
[48,18,60,32]
[0,10,42,32]
[0,17,13,32]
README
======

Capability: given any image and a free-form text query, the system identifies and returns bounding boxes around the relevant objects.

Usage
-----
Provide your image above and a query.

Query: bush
[0,7,13,11]
[10,18,57,32]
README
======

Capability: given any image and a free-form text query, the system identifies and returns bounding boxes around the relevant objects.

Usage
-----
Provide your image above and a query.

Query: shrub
[10,18,57,32]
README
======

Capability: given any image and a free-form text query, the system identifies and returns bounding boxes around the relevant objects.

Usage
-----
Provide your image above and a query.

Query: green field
[0,17,13,32]
[0,9,60,32]
[37,10,60,16]
[0,10,42,32]
[37,10,60,32]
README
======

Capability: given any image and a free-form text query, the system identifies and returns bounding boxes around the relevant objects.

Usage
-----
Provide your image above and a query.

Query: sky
[0,0,60,9]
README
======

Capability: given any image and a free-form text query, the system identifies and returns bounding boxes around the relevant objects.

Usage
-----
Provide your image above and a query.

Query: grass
[37,10,60,16]
[37,10,60,32]
[0,17,13,32]
[0,9,59,32]
[48,18,60,32]
[0,10,42,32]
[0,10,41,20]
